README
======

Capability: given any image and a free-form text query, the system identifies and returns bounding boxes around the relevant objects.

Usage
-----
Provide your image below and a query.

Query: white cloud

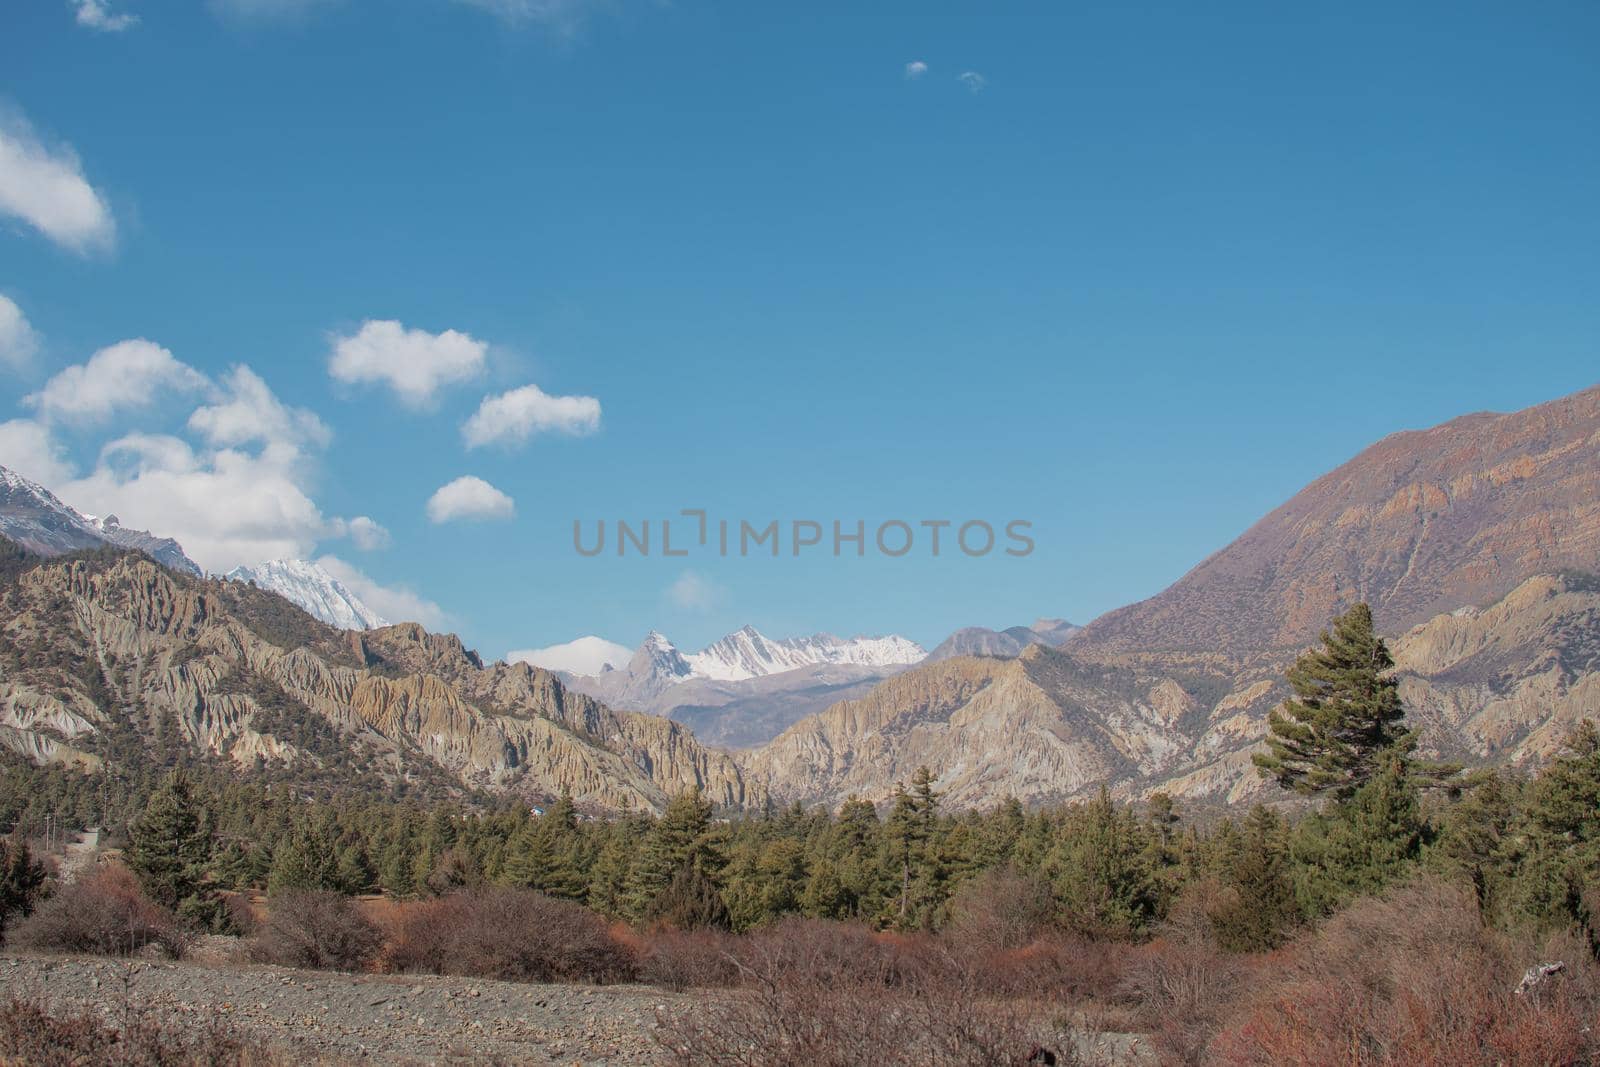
[328,319,487,409]
[462,383,601,449]
[188,364,330,452]
[315,554,447,629]
[426,475,514,523]
[0,108,117,255]
[507,635,632,677]
[343,515,391,551]
[24,339,209,423]
[0,294,41,372]
[72,0,139,31]
[959,71,987,93]
[9,354,393,576]
[62,429,335,572]
[905,60,928,79]
[0,418,75,486]
[667,570,721,612]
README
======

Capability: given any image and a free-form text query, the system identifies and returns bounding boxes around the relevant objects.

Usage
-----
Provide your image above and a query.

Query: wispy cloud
[905,60,928,80]
[72,0,139,31]
[667,570,722,612]
[0,294,41,372]
[208,0,335,21]
[316,554,448,628]
[959,70,987,94]
[454,0,612,33]
[0,106,117,255]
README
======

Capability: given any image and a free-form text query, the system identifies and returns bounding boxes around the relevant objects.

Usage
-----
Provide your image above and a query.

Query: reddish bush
[10,863,185,958]
[248,890,382,972]
[383,887,637,984]
[655,918,1058,1066]
[639,927,744,991]
[1120,936,1248,1066]
[1206,878,1599,1066]
[944,866,1058,952]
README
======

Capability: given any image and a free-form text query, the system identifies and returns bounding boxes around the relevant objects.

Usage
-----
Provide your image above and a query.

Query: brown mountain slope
[0,545,752,812]
[742,571,1600,810]
[741,645,1207,809]
[1072,384,1600,654]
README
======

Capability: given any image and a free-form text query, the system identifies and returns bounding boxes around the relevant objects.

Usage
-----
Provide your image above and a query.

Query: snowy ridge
[226,559,388,631]
[684,625,926,681]
[587,625,926,685]
[0,464,202,576]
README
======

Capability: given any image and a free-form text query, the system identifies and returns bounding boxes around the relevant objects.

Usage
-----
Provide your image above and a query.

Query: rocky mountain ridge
[1070,385,1600,655]
[0,542,752,813]
[0,465,202,576]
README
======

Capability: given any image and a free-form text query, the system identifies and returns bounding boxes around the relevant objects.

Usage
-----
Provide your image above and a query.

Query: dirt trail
[0,953,694,1065]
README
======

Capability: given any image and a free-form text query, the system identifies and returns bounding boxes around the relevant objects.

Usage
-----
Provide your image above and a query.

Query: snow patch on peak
[678,627,926,682]
[226,558,388,631]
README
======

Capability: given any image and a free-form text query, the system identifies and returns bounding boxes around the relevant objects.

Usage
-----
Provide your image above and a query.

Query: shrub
[383,887,636,984]
[655,917,1059,1066]
[1207,878,1599,1066]
[639,927,744,991]
[1120,936,1245,1066]
[247,890,382,972]
[10,863,185,958]
[0,996,279,1066]
[944,866,1058,953]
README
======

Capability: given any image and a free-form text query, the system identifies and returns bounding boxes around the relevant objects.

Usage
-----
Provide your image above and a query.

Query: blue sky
[1,0,1596,664]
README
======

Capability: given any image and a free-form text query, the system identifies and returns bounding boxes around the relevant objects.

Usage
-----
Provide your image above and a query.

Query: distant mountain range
[3,384,1596,812]
[0,466,202,576]
[226,559,388,631]
[553,628,930,748]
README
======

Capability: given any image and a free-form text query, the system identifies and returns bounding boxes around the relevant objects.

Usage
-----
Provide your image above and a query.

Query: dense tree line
[3,603,1599,955]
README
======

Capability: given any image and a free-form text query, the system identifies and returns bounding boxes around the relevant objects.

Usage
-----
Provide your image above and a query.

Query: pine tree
[1209,806,1298,951]
[622,789,720,922]
[1044,788,1159,937]
[0,837,46,938]
[1254,603,1412,799]
[126,770,213,911]
[1295,752,1425,914]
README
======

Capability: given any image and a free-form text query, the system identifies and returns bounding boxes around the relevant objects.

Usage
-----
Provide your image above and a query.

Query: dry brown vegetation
[652,917,1059,1067]
[379,886,638,983]
[10,864,187,959]
[0,996,283,1066]
[246,890,382,972]
[10,863,1596,1065]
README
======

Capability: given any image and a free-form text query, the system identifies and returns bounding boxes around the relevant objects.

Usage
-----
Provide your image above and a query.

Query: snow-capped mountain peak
[0,464,202,576]
[677,626,926,682]
[226,559,388,631]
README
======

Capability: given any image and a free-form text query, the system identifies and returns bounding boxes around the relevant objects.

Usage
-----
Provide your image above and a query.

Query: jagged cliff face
[1072,386,1600,655]
[0,548,753,813]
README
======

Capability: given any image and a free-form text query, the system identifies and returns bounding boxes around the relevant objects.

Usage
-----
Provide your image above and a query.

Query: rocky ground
[0,952,696,1065]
